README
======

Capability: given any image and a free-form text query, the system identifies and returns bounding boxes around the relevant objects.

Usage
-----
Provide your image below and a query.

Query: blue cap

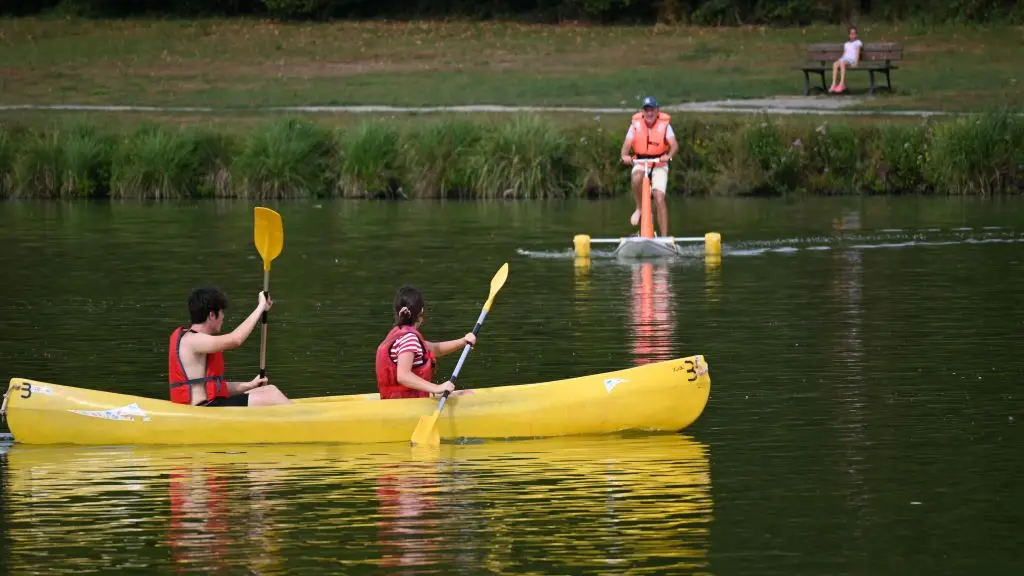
[641,96,659,108]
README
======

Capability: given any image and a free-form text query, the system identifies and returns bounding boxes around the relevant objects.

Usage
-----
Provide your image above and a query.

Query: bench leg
[885,70,893,93]
[802,71,828,95]
[868,70,876,95]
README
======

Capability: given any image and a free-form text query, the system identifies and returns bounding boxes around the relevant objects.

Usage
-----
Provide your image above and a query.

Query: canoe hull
[612,237,680,259]
[3,355,710,446]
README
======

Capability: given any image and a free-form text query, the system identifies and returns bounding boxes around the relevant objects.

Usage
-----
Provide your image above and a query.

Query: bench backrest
[805,42,903,63]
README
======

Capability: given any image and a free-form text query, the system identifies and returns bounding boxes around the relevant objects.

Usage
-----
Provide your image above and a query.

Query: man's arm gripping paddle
[410,262,509,447]
[253,207,284,379]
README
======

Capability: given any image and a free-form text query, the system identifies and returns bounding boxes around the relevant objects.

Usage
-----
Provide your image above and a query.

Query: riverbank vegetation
[1,111,1019,199]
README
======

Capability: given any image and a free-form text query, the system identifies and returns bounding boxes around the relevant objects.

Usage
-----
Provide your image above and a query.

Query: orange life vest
[168,326,229,405]
[630,111,672,157]
[375,325,436,400]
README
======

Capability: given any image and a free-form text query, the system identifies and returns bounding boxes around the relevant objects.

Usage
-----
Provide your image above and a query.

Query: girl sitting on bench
[830,26,862,94]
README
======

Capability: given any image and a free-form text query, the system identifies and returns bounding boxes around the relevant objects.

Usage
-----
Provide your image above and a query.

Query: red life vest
[375,325,436,400]
[630,111,672,157]
[168,326,229,405]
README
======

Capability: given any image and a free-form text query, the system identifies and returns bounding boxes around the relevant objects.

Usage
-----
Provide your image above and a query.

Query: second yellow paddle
[253,207,284,379]
[410,262,509,447]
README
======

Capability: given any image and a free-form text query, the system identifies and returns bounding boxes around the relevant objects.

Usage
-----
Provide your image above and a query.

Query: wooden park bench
[797,42,903,95]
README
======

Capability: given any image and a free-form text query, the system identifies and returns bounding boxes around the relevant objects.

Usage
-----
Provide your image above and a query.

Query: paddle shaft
[259,270,269,379]
[434,307,489,413]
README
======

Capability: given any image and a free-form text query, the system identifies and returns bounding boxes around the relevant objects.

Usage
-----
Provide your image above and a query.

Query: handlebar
[628,157,669,167]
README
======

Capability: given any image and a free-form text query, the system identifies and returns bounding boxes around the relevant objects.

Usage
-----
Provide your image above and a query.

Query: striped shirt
[389,332,427,367]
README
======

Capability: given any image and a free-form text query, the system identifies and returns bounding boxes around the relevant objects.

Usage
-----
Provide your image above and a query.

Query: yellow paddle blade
[410,411,442,447]
[483,262,509,312]
[253,207,284,271]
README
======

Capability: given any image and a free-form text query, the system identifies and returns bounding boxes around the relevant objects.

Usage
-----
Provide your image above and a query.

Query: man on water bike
[619,96,679,238]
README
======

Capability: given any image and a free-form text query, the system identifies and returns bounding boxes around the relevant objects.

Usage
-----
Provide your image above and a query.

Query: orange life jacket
[375,325,436,400]
[168,326,229,405]
[630,111,672,157]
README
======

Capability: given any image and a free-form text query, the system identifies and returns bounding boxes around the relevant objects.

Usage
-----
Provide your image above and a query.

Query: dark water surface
[1,196,1022,574]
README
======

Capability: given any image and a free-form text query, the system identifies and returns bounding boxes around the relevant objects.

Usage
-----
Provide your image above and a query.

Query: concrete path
[0,96,974,117]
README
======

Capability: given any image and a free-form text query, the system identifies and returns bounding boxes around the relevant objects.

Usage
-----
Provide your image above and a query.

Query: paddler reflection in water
[375,285,476,399]
[168,286,290,407]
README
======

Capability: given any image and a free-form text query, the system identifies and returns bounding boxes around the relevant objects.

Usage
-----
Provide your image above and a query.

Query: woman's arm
[396,351,445,394]
[425,333,476,357]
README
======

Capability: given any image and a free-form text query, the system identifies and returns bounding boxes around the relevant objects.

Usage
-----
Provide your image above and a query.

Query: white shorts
[633,164,668,194]
[840,56,856,65]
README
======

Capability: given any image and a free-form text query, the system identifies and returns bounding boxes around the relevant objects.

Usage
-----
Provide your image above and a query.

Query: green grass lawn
[1,17,1021,118]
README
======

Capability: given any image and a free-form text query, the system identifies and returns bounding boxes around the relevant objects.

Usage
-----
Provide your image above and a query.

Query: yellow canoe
[2,355,710,446]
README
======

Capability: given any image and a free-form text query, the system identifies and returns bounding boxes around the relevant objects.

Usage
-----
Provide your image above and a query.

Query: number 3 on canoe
[410,262,510,447]
[684,359,697,382]
[2,382,31,416]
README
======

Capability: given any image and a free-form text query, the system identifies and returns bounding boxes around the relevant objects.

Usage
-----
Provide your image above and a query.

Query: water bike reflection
[574,252,720,367]
[628,261,677,366]
[571,257,677,366]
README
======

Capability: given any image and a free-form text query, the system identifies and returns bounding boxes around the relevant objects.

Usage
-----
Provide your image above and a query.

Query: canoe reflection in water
[3,436,712,573]
[373,438,714,574]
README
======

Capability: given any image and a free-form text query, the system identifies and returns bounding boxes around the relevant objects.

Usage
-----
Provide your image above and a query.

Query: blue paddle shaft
[436,308,488,412]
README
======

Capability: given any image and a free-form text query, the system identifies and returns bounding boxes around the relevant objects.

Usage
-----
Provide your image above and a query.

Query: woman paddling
[375,285,477,400]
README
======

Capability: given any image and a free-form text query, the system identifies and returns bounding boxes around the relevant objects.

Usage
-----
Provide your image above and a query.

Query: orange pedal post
[640,168,655,239]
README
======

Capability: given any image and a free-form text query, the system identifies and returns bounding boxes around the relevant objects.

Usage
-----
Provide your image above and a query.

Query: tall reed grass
[232,118,333,198]
[1,111,1020,199]
[109,125,227,199]
[8,121,113,198]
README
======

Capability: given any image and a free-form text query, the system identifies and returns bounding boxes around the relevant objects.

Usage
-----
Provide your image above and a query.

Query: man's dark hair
[188,286,229,324]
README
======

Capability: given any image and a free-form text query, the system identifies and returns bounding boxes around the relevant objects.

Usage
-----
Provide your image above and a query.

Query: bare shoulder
[184,330,237,355]
[177,330,202,355]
